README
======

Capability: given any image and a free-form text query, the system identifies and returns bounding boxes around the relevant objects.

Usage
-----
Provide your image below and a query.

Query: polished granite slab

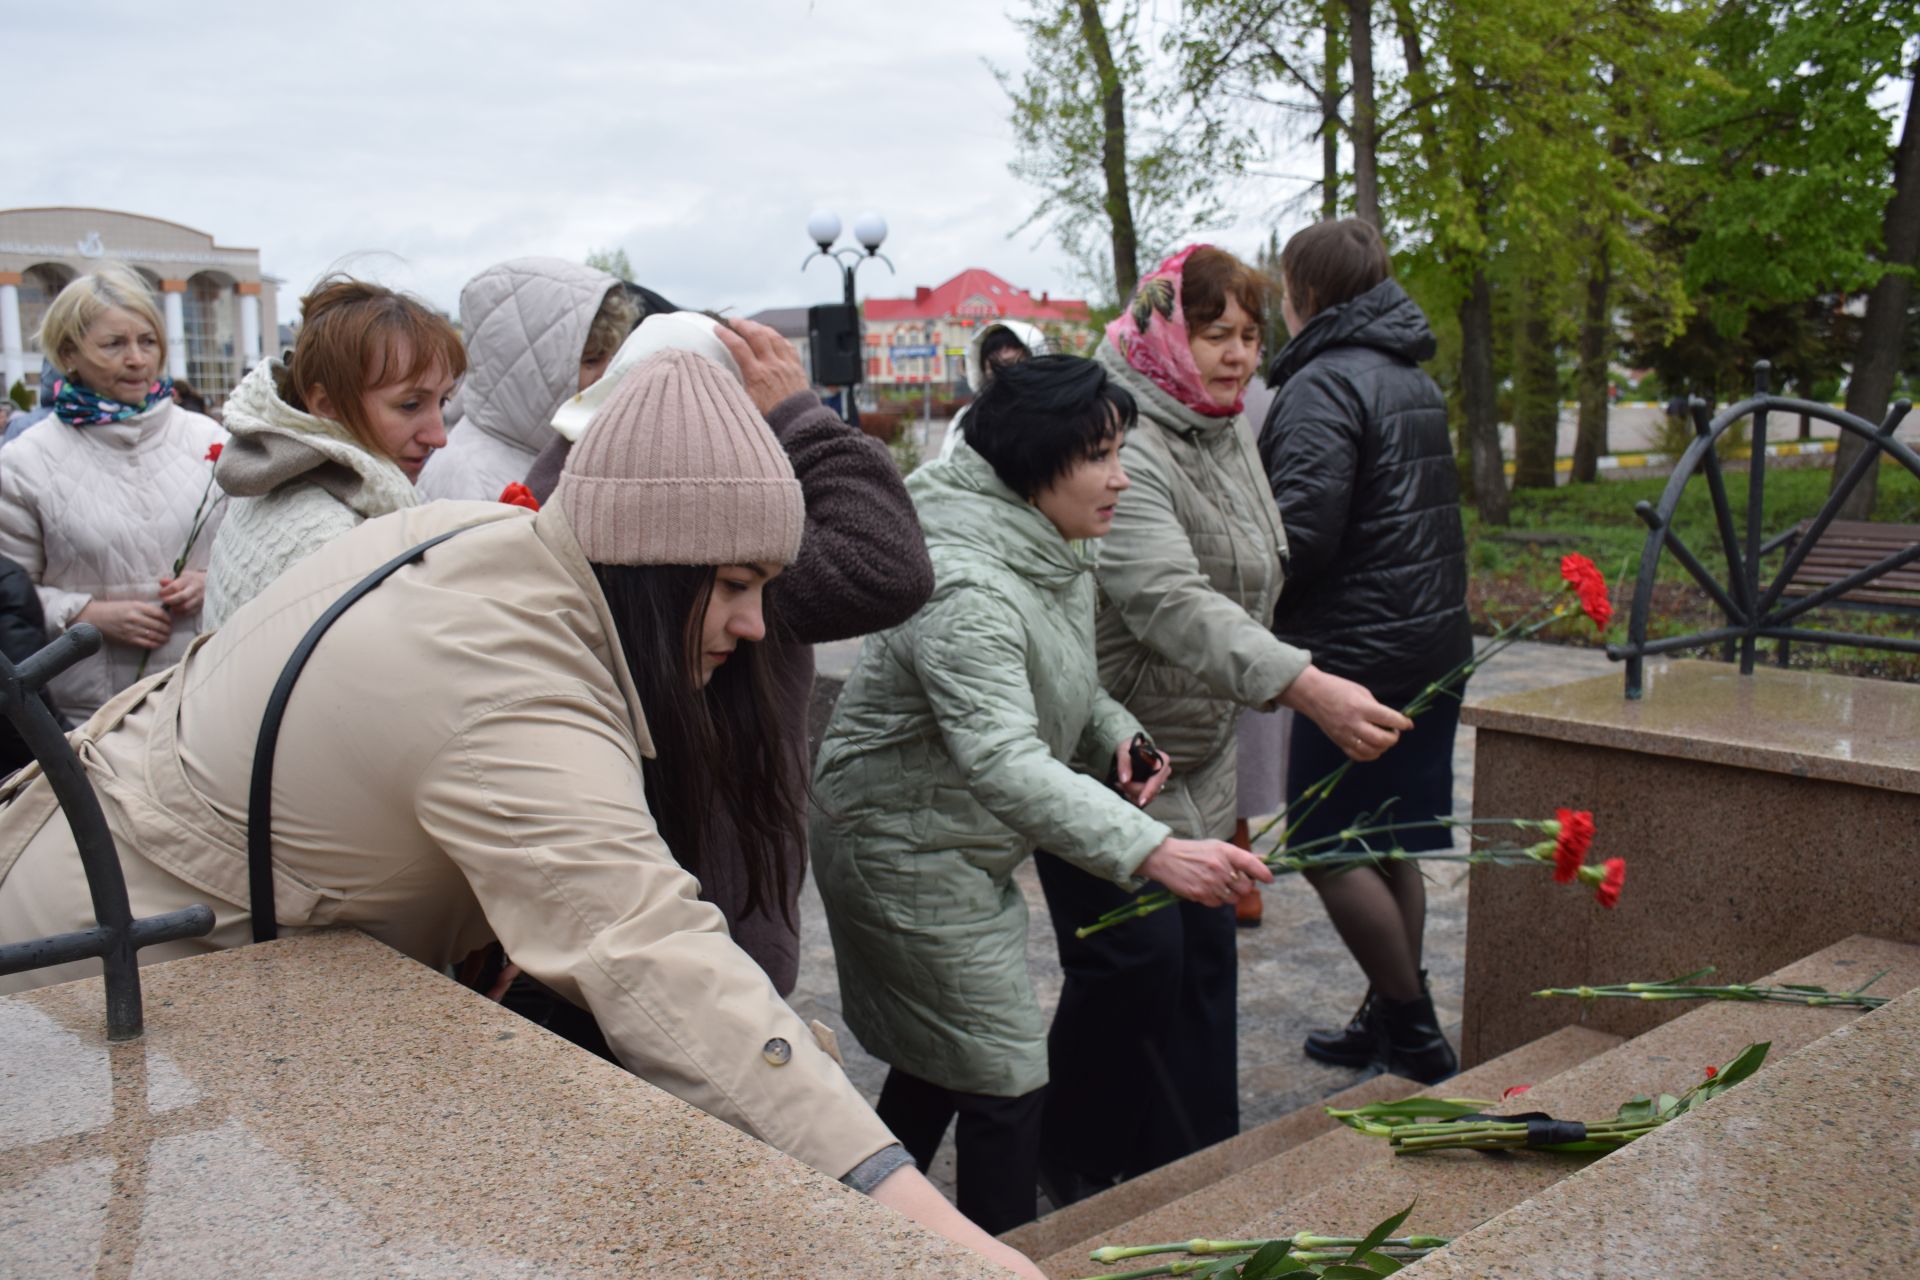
[1461,658,1920,793]
[1459,661,1920,1065]
[0,929,1002,1278]
[1404,976,1920,1277]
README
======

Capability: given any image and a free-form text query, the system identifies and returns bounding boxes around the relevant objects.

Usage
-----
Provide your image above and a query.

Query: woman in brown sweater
[524,314,934,996]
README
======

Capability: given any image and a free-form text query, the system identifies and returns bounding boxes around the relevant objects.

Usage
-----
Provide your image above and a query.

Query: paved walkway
[789,638,1620,1199]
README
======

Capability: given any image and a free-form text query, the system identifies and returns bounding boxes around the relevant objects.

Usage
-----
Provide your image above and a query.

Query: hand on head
[712,319,811,416]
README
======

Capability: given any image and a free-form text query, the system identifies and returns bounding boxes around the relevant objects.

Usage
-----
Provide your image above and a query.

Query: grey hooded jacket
[417,258,619,502]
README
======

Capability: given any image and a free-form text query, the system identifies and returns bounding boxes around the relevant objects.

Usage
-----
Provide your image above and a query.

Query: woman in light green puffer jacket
[811,356,1270,1235]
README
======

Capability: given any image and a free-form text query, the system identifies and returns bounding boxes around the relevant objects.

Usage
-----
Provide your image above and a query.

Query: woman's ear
[305,383,338,421]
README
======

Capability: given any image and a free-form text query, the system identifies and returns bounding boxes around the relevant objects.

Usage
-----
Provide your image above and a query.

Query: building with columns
[0,207,277,408]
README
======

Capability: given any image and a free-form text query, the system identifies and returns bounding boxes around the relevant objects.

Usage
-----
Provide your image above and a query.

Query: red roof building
[860,268,1096,388]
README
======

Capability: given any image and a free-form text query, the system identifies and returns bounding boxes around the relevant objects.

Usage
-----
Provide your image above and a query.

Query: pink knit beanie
[556,348,805,566]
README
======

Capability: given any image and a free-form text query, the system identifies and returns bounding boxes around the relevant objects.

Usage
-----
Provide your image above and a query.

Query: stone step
[1033,1023,1619,1279]
[1399,972,1920,1276]
[1090,934,1919,1274]
[1003,1072,1419,1264]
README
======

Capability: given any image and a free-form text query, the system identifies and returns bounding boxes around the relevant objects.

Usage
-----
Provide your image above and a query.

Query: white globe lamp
[807,209,843,252]
[853,211,889,252]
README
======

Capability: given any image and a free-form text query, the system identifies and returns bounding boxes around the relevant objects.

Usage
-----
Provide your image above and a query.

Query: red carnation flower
[1703,1065,1718,1080]
[1551,808,1595,883]
[498,482,540,512]
[1560,554,1612,631]
[1595,857,1626,909]
[205,442,223,463]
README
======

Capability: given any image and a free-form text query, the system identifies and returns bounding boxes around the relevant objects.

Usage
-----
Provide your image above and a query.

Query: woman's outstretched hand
[1139,837,1273,908]
[1279,664,1413,762]
[868,1166,1047,1278]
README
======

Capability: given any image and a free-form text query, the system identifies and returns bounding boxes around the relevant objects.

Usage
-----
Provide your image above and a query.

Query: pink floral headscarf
[1104,243,1243,418]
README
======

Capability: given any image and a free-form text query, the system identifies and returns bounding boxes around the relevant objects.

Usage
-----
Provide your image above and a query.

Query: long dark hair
[591,562,802,922]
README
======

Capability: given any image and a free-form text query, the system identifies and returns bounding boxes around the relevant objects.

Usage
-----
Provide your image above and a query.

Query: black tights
[1287,697,1461,1004]
[1303,860,1426,1001]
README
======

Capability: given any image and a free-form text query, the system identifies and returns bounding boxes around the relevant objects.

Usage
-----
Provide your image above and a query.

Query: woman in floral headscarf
[1033,245,1409,1201]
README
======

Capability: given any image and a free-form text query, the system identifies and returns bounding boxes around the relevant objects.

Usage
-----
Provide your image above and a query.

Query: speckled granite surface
[1070,936,1920,1280]
[1034,1026,1622,1279]
[1460,662,1920,1066]
[1402,976,1920,1278]
[0,929,1002,1279]
[1462,659,1920,793]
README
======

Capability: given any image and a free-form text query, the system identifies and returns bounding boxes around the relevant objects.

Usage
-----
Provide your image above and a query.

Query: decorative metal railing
[1609,362,1919,699]
[0,626,211,1039]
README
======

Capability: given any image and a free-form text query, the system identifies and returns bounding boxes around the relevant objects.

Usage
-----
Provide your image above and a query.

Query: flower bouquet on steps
[1326,1041,1771,1155]
[1078,556,1621,939]
[1077,1201,1447,1279]
[1533,965,1891,1010]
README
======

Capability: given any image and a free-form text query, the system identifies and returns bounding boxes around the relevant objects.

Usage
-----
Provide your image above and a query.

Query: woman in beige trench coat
[0,347,1044,1278]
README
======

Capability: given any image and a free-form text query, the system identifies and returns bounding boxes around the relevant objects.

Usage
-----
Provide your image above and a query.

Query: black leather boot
[1302,988,1377,1067]
[1374,981,1458,1085]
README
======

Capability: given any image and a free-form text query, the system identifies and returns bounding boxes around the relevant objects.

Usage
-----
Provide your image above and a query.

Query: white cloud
[11,0,1318,328]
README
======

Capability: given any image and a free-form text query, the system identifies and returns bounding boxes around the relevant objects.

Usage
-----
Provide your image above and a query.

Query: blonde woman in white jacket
[204,278,467,627]
[0,265,225,721]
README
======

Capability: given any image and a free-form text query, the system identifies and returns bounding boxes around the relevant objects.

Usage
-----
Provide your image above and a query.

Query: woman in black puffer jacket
[1258,219,1470,1083]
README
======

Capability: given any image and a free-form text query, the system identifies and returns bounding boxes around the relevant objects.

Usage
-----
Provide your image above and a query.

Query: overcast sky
[10,1,1321,329]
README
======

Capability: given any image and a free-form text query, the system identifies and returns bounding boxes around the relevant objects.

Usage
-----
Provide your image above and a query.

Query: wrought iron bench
[1609,362,1920,697]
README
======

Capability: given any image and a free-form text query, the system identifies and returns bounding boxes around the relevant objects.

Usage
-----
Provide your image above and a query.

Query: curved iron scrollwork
[1608,361,1920,698]
[0,626,212,1039]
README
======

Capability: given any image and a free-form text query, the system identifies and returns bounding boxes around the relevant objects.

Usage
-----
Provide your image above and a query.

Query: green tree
[1836,50,1919,516]
[1001,0,1257,301]
[586,247,634,282]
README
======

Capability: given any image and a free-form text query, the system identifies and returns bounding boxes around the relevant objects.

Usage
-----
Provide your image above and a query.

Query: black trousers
[875,1067,1045,1234]
[1034,852,1239,1186]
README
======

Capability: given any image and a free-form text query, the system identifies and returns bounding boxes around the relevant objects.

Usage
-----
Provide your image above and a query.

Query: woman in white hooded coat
[416,257,635,502]
[936,319,1050,463]
[204,277,466,627]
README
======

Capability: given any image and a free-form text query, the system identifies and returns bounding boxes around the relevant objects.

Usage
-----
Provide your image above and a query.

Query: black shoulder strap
[248,527,472,942]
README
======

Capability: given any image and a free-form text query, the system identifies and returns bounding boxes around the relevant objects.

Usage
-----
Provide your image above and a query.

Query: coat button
[761,1037,792,1066]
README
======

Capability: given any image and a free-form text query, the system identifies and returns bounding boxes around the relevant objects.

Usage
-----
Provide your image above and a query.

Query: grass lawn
[1464,461,1920,680]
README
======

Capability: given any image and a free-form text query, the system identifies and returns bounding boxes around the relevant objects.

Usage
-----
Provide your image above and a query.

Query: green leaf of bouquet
[1712,1041,1771,1090]
[1346,1202,1416,1263]
[1659,966,1717,985]
[1236,1240,1296,1280]
[1360,1251,1406,1274]
[1614,1095,1660,1123]
[1331,1098,1492,1124]
[1779,983,1830,993]
[1654,1094,1681,1116]
[1319,1266,1390,1279]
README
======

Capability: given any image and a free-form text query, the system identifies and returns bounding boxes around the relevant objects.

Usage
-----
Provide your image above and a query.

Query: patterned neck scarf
[1103,244,1244,418]
[52,375,175,427]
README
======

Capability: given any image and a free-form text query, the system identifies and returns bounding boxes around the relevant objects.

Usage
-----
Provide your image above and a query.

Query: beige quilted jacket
[0,402,226,721]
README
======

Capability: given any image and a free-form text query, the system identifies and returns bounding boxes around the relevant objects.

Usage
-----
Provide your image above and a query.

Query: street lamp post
[802,209,893,426]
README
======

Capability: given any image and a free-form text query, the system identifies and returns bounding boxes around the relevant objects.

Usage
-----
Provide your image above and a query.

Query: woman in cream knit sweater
[205,278,466,627]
